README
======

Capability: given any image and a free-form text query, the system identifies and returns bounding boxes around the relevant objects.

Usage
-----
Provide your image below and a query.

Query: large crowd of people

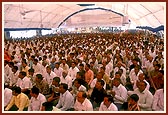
[4,31,164,111]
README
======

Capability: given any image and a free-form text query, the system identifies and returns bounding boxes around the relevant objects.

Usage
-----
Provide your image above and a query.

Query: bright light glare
[41,30,55,35]
[10,30,36,38]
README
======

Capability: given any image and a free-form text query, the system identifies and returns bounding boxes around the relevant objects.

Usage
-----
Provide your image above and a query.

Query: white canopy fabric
[3,2,165,29]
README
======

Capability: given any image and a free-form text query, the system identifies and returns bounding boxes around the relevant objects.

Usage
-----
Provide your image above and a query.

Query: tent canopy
[3,2,165,29]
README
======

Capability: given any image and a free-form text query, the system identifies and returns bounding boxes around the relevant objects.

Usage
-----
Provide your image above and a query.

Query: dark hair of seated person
[42,102,53,111]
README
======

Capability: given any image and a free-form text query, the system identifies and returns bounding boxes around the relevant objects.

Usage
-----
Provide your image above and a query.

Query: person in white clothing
[105,56,113,77]
[9,66,19,87]
[71,78,87,98]
[128,81,153,111]
[99,95,118,111]
[90,72,106,90]
[32,58,42,75]
[28,68,36,86]
[68,62,79,81]
[16,71,32,95]
[145,55,154,74]
[60,58,69,74]
[113,61,126,78]
[110,78,127,110]
[4,61,13,85]
[149,47,156,59]
[28,86,47,111]
[41,60,48,77]
[152,87,164,111]
[54,62,63,78]
[43,66,56,87]
[20,60,30,77]
[74,91,93,111]
[4,85,12,108]
[56,83,74,111]
[12,51,20,63]
[60,70,72,89]
[4,60,12,78]
[118,69,126,86]
[129,66,143,86]
[133,73,150,90]
[88,55,99,70]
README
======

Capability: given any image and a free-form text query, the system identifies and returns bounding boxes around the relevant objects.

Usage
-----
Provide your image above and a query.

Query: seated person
[109,78,127,110]
[71,78,87,98]
[41,102,53,111]
[74,91,93,111]
[121,94,140,111]
[90,80,107,109]
[16,71,32,97]
[99,95,118,111]
[56,83,74,111]
[28,86,47,111]
[4,84,12,108]
[5,86,29,111]
[47,77,60,106]
[35,74,50,95]
[41,102,61,111]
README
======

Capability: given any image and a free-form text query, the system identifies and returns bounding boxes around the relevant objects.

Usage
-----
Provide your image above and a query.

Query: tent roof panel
[3,2,165,29]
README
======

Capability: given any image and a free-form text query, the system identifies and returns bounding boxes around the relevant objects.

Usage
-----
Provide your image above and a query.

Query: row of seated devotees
[4,71,164,111]
[4,32,164,111]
